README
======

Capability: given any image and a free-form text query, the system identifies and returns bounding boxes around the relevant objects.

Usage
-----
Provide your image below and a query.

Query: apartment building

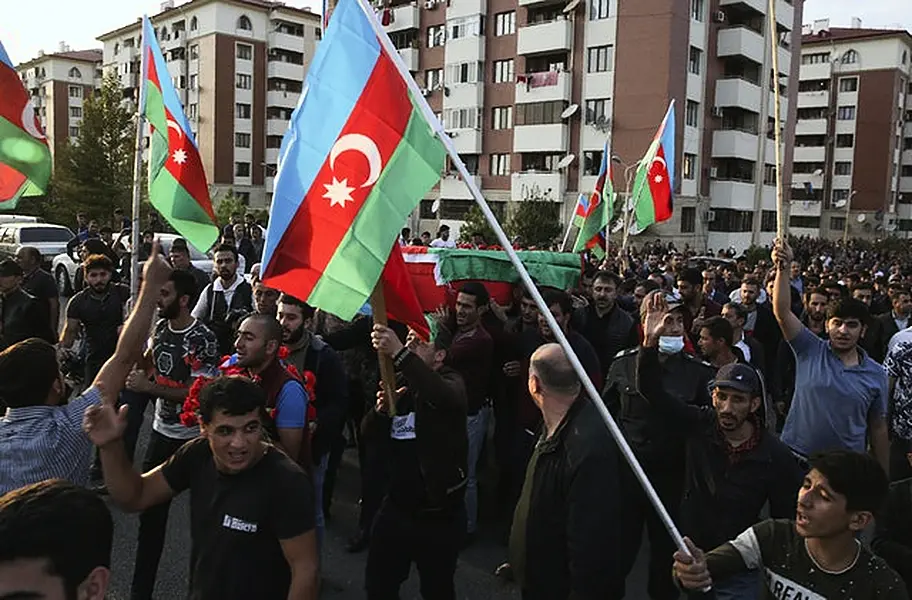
[791,20,912,240]
[16,47,103,162]
[97,0,322,208]
[388,0,801,251]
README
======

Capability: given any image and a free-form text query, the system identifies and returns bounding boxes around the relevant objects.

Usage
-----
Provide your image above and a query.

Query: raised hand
[642,292,669,346]
[772,238,793,271]
[142,240,172,288]
[371,324,404,358]
[83,402,129,448]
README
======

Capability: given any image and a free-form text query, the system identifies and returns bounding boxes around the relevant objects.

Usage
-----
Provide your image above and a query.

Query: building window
[236,103,251,119]
[237,15,252,31]
[834,162,852,176]
[587,45,614,73]
[449,15,484,39]
[69,106,82,118]
[690,0,704,21]
[801,52,831,65]
[760,211,776,232]
[425,68,443,89]
[427,25,446,48]
[493,59,514,84]
[688,46,702,75]
[708,208,754,232]
[584,98,609,124]
[830,216,846,230]
[763,164,777,186]
[837,106,856,120]
[683,153,696,179]
[838,77,858,92]
[189,74,198,90]
[836,134,854,148]
[583,151,603,176]
[490,154,510,176]
[904,137,912,151]
[68,67,81,79]
[235,162,251,177]
[521,153,563,171]
[235,133,251,148]
[681,207,696,233]
[841,49,858,64]
[790,216,821,228]
[446,61,483,84]
[495,11,515,35]
[832,189,850,203]
[189,44,199,59]
[69,126,80,137]
[236,44,252,60]
[589,0,609,20]
[236,74,252,89]
[514,101,566,126]
[685,100,699,127]
[902,165,912,177]
[492,106,513,129]
[68,85,82,98]
[188,103,198,119]
[443,107,480,129]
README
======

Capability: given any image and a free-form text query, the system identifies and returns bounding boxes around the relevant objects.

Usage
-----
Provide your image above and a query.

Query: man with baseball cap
[638,291,803,600]
[0,259,54,351]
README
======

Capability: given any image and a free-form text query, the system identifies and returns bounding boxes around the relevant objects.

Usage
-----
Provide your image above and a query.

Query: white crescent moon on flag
[166,119,183,139]
[652,155,667,170]
[329,134,382,188]
[20,100,45,140]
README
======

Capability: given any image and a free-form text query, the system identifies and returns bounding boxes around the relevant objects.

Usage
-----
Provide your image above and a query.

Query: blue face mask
[658,335,685,355]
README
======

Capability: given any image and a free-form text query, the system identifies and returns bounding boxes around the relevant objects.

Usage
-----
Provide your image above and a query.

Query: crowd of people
[5,219,912,599]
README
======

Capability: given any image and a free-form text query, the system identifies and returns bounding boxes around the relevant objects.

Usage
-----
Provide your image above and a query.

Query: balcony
[720,0,765,14]
[515,70,571,104]
[517,18,572,55]
[709,180,755,210]
[268,31,306,51]
[445,35,484,62]
[448,128,482,154]
[901,177,912,194]
[511,171,566,203]
[267,90,299,109]
[903,149,912,165]
[266,148,280,165]
[777,0,794,29]
[717,27,765,64]
[386,3,420,32]
[266,176,275,194]
[439,175,481,200]
[398,47,419,71]
[513,123,569,153]
[712,129,759,160]
[443,82,484,108]
[267,118,289,136]
[119,72,138,88]
[793,145,825,162]
[267,60,304,80]
[797,91,829,108]
[795,119,827,135]
[799,62,832,81]
[715,77,762,113]
[777,46,792,74]
[790,198,823,217]
[446,0,484,18]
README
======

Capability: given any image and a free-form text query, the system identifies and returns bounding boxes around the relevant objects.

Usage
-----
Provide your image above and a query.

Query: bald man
[508,344,623,599]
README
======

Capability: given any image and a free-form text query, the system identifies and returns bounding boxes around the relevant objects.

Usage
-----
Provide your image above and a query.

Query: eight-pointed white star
[323,176,356,208]
[654,174,664,183]
[172,148,188,165]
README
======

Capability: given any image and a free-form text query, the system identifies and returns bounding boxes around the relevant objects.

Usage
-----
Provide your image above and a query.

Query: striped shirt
[0,387,102,495]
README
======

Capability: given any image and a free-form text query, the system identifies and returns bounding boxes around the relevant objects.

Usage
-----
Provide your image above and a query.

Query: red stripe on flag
[650,146,673,222]
[263,51,412,297]
[0,163,27,203]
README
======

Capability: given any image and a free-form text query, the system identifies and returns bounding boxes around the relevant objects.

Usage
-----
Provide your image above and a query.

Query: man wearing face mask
[602,290,714,600]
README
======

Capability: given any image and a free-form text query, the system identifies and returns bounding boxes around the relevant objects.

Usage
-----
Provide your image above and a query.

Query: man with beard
[872,287,912,363]
[60,254,131,383]
[677,268,721,345]
[0,260,54,351]
[737,276,780,378]
[277,295,348,553]
[192,244,253,356]
[572,271,637,377]
[252,267,280,319]
[123,269,219,600]
[602,290,714,600]
[16,246,58,329]
[640,293,800,599]
[721,302,766,377]
[168,239,209,306]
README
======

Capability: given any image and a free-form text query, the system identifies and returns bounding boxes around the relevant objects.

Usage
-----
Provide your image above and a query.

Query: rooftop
[802,27,912,46]
[17,48,103,69]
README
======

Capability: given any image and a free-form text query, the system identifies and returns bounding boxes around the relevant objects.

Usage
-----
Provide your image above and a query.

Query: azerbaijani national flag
[0,41,51,209]
[630,100,675,233]
[141,16,219,252]
[573,140,613,256]
[262,0,445,336]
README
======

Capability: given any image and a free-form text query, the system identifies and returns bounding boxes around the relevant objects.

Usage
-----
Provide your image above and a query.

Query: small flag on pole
[630,100,675,233]
[573,140,613,257]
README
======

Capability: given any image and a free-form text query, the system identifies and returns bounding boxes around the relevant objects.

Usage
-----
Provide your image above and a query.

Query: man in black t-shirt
[85,376,318,600]
[61,254,130,382]
[16,246,58,329]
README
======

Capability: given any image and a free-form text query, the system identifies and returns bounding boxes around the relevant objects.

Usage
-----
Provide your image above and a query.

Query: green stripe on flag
[632,164,657,231]
[0,117,51,194]
[149,167,220,252]
[308,105,445,318]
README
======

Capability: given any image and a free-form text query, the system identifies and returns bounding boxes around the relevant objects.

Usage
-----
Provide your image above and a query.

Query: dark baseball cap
[0,259,23,278]
[712,363,760,395]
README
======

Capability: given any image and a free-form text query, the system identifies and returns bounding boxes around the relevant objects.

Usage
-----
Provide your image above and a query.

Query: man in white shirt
[429,225,457,248]
[192,244,254,355]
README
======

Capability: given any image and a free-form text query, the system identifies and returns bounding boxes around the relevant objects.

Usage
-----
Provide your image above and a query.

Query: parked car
[0,214,44,225]
[0,223,74,269]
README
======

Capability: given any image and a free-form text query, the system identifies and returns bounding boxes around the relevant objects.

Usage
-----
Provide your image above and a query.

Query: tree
[506,199,563,248]
[50,74,135,227]
[457,204,499,245]
[215,190,248,227]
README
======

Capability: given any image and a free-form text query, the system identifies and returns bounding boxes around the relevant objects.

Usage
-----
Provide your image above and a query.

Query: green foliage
[46,74,135,226]
[505,199,563,248]
[214,191,249,227]
[457,204,499,244]
[743,244,771,266]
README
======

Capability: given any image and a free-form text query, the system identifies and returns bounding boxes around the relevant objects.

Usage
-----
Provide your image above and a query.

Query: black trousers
[891,438,912,482]
[91,390,151,479]
[131,431,188,600]
[365,498,464,600]
[615,460,683,600]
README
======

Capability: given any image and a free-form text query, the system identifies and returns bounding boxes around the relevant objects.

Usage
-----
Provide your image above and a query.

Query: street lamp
[842,190,857,244]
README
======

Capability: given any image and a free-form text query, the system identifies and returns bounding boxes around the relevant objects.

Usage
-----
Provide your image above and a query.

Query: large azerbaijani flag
[141,16,219,251]
[630,100,675,233]
[573,139,613,257]
[261,0,445,335]
[0,41,51,209]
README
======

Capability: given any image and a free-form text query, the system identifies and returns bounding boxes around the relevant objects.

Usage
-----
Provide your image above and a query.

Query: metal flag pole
[354,0,694,560]
[768,0,786,240]
[129,18,151,303]
[560,196,581,252]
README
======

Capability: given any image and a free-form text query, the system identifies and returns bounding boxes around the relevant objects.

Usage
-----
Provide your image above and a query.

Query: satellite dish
[431,198,441,213]
[834,199,847,208]
[856,213,866,223]
[557,154,576,169]
[563,0,581,13]
[561,104,579,119]
[611,219,625,233]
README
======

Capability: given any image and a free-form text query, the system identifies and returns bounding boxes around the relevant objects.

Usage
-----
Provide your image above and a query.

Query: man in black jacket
[572,270,638,376]
[365,323,468,600]
[509,343,622,599]
[0,260,54,350]
[639,292,803,600]
[191,244,253,355]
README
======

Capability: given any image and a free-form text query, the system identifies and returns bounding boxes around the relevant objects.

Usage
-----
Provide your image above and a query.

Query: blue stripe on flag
[142,16,198,147]
[659,104,676,190]
[262,0,381,269]
[0,41,11,69]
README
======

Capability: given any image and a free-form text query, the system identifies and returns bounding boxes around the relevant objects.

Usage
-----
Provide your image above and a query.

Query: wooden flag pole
[768,0,786,240]
[129,20,150,304]
[370,282,398,415]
